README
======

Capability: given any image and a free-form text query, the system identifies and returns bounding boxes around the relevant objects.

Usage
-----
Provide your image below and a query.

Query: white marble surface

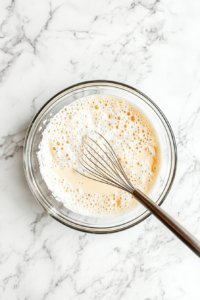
[0,0,200,299]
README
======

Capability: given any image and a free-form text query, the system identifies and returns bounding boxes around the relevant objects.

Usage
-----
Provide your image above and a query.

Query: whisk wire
[76,132,135,194]
[81,142,125,188]
[99,133,134,189]
[78,155,130,191]
[93,133,134,190]
[90,135,132,188]
[84,137,124,181]
[103,142,131,185]
[80,150,130,191]
[80,158,124,190]
[82,137,133,191]
[82,140,119,180]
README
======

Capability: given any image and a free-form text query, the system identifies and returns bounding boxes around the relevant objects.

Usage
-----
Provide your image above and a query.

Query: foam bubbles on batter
[38,95,161,218]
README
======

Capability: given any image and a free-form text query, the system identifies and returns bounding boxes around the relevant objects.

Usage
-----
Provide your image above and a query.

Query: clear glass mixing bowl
[23,80,177,233]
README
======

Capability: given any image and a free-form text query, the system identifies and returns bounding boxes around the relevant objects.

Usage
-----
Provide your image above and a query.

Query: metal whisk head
[76,132,135,194]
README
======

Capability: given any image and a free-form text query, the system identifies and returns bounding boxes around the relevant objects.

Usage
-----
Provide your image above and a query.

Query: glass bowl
[23,80,177,233]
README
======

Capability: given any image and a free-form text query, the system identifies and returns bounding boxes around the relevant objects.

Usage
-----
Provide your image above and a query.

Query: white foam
[38,95,161,218]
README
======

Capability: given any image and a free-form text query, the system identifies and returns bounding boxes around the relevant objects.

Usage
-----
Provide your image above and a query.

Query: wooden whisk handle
[133,189,200,257]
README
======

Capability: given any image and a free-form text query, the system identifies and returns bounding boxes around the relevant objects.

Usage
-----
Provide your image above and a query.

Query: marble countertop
[0,0,200,299]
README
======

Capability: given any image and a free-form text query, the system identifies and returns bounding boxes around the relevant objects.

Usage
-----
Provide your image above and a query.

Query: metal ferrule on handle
[133,189,200,257]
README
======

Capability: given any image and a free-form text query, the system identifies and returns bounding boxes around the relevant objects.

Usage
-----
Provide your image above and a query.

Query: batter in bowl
[38,95,161,217]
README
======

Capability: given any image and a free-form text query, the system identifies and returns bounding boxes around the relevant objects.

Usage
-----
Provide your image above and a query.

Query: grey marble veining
[0,0,200,299]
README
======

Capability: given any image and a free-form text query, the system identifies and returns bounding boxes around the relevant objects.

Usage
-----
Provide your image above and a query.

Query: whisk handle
[133,189,200,257]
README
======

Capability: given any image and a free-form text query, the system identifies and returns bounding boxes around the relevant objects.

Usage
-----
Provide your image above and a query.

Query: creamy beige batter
[53,168,121,194]
[38,95,161,218]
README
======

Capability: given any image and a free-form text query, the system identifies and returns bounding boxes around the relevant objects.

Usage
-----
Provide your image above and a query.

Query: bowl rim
[23,80,177,233]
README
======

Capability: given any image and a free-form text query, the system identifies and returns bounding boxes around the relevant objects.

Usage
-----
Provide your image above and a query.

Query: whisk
[77,132,200,257]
